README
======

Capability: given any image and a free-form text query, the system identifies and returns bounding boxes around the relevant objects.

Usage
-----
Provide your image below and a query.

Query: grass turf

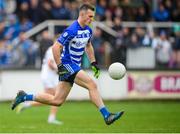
[0,100,180,133]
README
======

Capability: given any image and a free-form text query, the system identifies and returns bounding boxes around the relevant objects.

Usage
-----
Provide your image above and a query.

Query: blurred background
[0,0,179,100]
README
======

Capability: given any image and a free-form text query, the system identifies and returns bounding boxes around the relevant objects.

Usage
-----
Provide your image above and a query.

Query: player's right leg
[74,70,105,108]
[74,70,124,125]
[11,82,72,110]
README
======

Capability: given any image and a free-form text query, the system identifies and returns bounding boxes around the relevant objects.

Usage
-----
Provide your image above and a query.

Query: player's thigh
[74,70,96,90]
[54,81,72,102]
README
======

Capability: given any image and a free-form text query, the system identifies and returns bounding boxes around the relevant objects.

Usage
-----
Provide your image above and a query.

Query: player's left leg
[11,81,72,110]
[74,70,124,125]
[15,89,53,114]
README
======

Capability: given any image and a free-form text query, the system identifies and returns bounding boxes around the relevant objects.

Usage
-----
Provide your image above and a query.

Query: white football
[108,62,126,80]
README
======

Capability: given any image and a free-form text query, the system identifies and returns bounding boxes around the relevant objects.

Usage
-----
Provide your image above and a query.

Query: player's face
[84,9,94,25]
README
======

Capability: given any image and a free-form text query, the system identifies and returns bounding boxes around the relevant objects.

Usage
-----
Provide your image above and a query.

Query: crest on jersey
[63,32,68,37]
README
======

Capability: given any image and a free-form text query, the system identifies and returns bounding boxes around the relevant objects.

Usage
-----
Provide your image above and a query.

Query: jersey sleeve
[57,30,74,46]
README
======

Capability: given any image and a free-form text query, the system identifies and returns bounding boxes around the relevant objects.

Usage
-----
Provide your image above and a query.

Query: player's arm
[52,41,63,65]
[86,42,100,78]
[52,41,68,75]
[85,41,96,63]
[48,59,57,71]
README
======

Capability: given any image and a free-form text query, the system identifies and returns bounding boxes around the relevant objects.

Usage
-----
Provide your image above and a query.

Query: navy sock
[100,107,110,119]
[24,94,34,101]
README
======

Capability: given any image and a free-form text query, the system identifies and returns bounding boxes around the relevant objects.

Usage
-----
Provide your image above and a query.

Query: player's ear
[79,10,86,17]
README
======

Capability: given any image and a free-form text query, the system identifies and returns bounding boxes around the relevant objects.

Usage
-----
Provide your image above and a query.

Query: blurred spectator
[152,3,170,22]
[91,27,104,66]
[51,0,71,20]
[0,20,7,40]
[142,33,152,47]
[164,0,174,21]
[51,0,71,33]
[19,16,33,32]
[134,26,146,45]
[64,0,71,10]
[112,17,122,32]
[128,33,141,48]
[96,0,107,21]
[122,27,131,47]
[12,32,38,66]
[108,0,119,17]
[171,25,180,68]
[152,31,172,68]
[39,30,53,65]
[70,1,79,20]
[16,1,31,21]
[0,0,6,21]
[111,27,130,65]
[114,7,125,20]
[119,0,132,21]
[29,0,40,24]
[135,6,148,22]
[172,1,180,22]
[142,0,151,20]
[37,0,54,24]
[15,0,30,12]
[0,40,7,65]
[103,41,112,67]
[104,10,113,27]
[0,39,12,67]
[5,14,20,41]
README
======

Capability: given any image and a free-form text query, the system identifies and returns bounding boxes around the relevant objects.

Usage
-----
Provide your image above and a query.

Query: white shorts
[41,71,59,89]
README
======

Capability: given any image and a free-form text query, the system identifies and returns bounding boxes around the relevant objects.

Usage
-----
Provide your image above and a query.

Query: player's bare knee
[53,99,64,106]
[53,101,62,106]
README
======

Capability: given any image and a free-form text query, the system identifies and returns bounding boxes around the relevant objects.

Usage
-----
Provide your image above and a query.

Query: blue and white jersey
[57,20,92,67]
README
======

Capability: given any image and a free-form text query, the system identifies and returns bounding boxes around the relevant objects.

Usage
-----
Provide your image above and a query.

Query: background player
[16,46,62,125]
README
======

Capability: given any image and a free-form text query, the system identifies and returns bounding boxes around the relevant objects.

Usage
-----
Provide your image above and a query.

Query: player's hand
[57,64,69,76]
[91,61,100,78]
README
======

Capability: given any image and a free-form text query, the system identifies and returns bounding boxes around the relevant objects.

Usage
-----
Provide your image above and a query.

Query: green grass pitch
[0,100,180,133]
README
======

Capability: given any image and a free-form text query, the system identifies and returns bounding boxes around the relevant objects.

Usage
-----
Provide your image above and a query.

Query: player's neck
[77,19,86,28]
